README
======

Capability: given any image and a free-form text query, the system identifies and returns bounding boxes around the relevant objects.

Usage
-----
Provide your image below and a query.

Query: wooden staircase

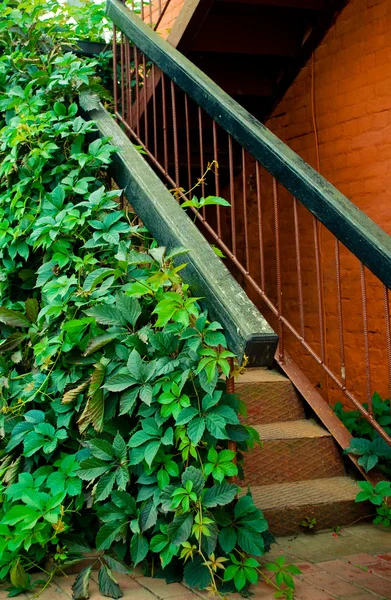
[235,368,370,535]
[167,0,347,120]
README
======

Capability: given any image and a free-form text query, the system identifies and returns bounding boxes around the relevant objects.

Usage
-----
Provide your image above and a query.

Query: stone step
[250,477,371,536]
[242,419,346,485]
[236,368,305,425]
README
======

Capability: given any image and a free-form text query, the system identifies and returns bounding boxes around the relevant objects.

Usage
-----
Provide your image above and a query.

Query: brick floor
[1,525,391,600]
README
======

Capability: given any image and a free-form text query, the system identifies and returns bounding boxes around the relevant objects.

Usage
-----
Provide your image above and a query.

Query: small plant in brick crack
[355,481,391,527]
[0,2,301,599]
[300,516,317,531]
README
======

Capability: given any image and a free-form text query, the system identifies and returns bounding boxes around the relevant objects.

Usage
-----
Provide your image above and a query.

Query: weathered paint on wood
[90,103,278,365]
[106,0,391,289]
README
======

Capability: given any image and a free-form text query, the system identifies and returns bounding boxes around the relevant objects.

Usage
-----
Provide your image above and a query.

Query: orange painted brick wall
[147,0,184,38]
[262,0,391,408]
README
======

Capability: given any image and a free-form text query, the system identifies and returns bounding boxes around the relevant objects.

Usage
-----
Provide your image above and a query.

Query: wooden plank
[107,0,391,289]
[90,103,278,366]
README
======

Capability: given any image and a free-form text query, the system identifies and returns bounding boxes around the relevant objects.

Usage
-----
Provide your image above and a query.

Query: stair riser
[264,500,372,536]
[236,381,305,425]
[242,437,346,485]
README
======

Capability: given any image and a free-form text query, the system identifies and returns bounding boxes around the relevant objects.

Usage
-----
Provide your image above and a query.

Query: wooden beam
[91,102,279,366]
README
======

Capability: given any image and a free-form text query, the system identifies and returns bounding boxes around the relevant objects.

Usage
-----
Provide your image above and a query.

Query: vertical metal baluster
[124,38,131,126]
[313,217,325,363]
[158,0,162,18]
[141,0,144,21]
[161,73,168,174]
[152,65,158,158]
[384,285,391,413]
[198,108,205,218]
[273,178,284,362]
[142,54,148,148]
[184,95,192,198]
[335,239,346,386]
[293,198,305,339]
[228,135,236,256]
[120,34,125,121]
[255,162,265,291]
[134,46,140,139]
[242,148,250,273]
[112,26,118,115]
[360,263,372,413]
[212,121,221,238]
[171,81,180,187]
[149,0,153,25]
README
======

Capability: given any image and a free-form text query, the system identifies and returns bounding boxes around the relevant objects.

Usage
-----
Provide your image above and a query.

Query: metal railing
[107,0,391,445]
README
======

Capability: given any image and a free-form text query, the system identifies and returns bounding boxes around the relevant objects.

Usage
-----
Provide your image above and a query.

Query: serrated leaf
[62,378,90,404]
[140,500,157,532]
[130,533,149,565]
[167,513,193,545]
[116,294,142,327]
[237,528,264,555]
[25,298,39,323]
[104,373,136,392]
[181,466,205,496]
[84,333,117,356]
[96,523,125,550]
[202,483,237,508]
[184,556,211,590]
[95,471,116,502]
[219,526,237,553]
[0,308,30,328]
[79,91,100,112]
[86,305,128,327]
[0,332,28,352]
[72,566,92,600]
[187,417,205,445]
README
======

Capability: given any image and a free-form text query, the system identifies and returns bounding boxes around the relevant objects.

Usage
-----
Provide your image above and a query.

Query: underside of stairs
[235,368,371,536]
[167,0,348,120]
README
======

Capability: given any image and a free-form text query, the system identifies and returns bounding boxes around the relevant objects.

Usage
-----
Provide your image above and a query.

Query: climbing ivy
[0,1,300,598]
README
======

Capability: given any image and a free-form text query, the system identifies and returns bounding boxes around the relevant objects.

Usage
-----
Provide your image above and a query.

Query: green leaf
[237,528,265,555]
[181,466,205,497]
[95,471,116,502]
[219,527,237,553]
[86,305,128,327]
[144,440,161,467]
[140,500,157,532]
[84,333,117,356]
[10,561,29,590]
[130,533,149,565]
[187,417,205,445]
[184,556,211,590]
[206,413,228,439]
[78,458,109,480]
[202,483,237,508]
[116,294,142,327]
[0,308,30,328]
[89,439,115,461]
[98,565,123,599]
[176,407,198,425]
[72,566,92,600]
[167,513,193,545]
[96,523,125,550]
[104,373,136,392]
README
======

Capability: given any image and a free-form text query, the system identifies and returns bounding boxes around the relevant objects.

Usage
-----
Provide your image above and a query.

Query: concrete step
[242,419,346,485]
[236,368,305,425]
[250,477,371,536]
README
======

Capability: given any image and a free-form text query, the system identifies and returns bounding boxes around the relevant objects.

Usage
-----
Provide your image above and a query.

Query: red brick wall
[263,0,391,408]
[147,0,184,38]
[219,0,391,410]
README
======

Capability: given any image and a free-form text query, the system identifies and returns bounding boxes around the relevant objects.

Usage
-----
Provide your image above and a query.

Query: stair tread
[250,477,360,510]
[254,419,331,440]
[236,367,290,384]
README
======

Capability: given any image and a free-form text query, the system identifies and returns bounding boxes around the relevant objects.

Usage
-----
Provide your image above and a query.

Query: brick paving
[2,525,391,599]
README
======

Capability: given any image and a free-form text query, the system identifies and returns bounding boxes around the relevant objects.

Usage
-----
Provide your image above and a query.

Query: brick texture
[145,0,184,38]
[221,0,391,410]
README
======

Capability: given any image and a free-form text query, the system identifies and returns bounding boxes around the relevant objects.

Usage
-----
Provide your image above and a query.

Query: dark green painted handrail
[107,0,391,289]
